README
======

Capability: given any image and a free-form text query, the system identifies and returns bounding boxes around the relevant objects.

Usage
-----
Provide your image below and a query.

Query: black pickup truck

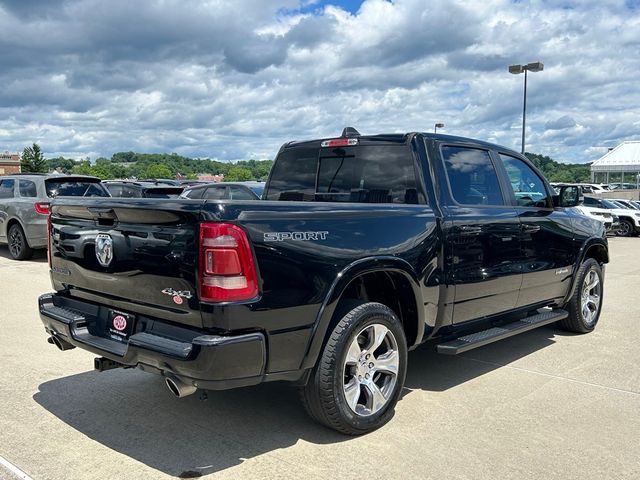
[39,129,608,434]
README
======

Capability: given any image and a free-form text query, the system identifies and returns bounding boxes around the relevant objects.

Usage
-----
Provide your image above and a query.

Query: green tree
[71,161,94,176]
[21,143,48,173]
[143,163,173,179]
[224,166,253,182]
[47,156,77,173]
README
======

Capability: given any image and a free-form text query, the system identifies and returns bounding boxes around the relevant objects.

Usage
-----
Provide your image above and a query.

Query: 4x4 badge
[95,234,113,267]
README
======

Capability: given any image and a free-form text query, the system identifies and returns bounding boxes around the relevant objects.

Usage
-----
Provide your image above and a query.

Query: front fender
[299,256,424,370]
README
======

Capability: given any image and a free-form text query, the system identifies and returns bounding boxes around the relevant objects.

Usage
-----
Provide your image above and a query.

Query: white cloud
[0,0,638,163]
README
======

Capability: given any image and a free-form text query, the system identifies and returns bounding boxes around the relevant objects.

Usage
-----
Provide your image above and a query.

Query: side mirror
[553,185,582,207]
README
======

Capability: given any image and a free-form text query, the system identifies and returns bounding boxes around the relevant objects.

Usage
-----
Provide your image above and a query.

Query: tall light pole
[434,123,444,134]
[509,61,544,154]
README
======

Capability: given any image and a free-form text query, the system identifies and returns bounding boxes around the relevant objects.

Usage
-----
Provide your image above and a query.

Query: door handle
[458,225,482,236]
[521,224,541,233]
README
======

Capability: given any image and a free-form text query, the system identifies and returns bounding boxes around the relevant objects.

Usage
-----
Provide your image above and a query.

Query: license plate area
[107,310,135,342]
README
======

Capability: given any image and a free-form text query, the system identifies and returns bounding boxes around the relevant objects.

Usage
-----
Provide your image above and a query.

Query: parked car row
[549,183,640,237]
[551,182,640,194]
[550,182,612,194]
[583,196,640,237]
[0,173,265,260]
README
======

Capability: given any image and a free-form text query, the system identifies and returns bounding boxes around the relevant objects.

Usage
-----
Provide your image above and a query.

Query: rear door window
[442,146,504,206]
[203,187,228,200]
[19,180,37,197]
[183,187,205,199]
[121,186,142,198]
[105,185,123,197]
[0,179,15,199]
[228,186,256,200]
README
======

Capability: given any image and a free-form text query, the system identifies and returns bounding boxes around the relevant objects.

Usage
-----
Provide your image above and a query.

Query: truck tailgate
[49,199,204,328]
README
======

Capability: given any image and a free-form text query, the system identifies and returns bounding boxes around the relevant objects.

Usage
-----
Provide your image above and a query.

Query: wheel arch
[299,256,424,371]
[563,238,608,304]
[617,215,635,232]
[5,217,30,246]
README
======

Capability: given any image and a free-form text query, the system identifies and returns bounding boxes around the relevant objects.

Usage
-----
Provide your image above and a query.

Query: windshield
[46,179,110,197]
[601,199,621,209]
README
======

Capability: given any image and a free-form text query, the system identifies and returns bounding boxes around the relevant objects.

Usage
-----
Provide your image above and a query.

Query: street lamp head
[509,64,524,74]
[435,123,444,128]
[526,61,544,72]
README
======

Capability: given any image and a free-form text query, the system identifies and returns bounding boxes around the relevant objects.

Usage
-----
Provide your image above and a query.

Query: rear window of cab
[265,144,425,204]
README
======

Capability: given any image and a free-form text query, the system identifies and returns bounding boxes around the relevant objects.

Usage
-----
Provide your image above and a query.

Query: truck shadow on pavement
[33,326,557,478]
[404,325,557,392]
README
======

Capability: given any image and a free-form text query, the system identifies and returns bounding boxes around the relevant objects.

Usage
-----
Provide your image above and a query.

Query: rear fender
[299,256,424,370]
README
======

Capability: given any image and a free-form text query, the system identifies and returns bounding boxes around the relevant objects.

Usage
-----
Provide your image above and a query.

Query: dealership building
[591,141,640,187]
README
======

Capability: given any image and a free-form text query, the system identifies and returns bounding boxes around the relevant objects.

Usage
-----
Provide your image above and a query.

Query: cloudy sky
[0,0,638,163]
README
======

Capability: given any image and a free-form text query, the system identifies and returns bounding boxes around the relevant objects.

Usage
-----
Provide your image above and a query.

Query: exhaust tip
[49,335,75,351]
[165,375,197,398]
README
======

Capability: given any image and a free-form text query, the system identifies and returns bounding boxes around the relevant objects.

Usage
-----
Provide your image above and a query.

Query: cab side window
[499,154,550,208]
[442,146,504,206]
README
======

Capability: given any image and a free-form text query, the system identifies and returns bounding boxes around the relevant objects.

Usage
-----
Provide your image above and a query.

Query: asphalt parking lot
[1,238,639,480]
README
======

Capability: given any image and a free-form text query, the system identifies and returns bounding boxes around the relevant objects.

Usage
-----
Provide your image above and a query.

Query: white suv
[573,205,617,233]
[583,196,640,237]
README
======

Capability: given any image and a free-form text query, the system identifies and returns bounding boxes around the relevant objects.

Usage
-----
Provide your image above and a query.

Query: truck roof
[282,130,523,157]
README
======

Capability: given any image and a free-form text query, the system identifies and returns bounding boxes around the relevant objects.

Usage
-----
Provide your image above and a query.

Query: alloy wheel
[9,228,23,258]
[618,221,632,236]
[342,323,399,417]
[581,268,601,326]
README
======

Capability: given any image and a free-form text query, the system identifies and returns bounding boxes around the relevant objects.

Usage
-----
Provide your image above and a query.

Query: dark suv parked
[0,174,109,259]
[179,182,262,200]
[104,181,184,198]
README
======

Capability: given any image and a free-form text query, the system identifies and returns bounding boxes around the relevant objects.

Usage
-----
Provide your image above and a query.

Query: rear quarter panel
[200,200,440,371]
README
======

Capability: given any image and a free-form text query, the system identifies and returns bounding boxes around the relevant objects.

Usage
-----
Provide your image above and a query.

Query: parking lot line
[0,455,33,480]
[461,356,640,396]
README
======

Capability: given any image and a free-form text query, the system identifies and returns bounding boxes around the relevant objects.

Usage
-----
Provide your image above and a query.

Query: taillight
[199,223,259,302]
[47,213,52,267]
[35,202,50,215]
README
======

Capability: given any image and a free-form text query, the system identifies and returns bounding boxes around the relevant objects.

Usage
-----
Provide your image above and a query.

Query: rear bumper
[39,293,266,390]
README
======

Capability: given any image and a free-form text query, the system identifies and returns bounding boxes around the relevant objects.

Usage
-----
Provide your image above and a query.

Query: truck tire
[300,302,407,435]
[616,219,633,237]
[8,224,34,260]
[560,258,603,333]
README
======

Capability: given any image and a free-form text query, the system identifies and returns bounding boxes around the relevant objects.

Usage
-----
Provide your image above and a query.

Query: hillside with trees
[46,152,273,182]
[524,153,591,183]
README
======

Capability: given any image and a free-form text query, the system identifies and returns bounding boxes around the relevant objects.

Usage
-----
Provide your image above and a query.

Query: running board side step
[436,309,568,355]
